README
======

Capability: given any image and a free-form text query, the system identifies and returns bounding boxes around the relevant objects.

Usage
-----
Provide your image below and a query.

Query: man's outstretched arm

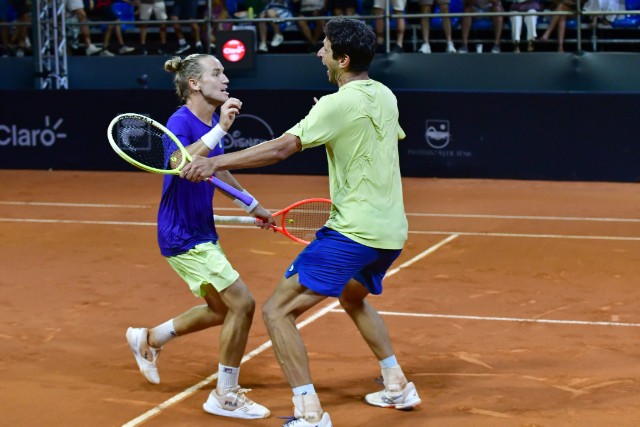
[180,133,301,182]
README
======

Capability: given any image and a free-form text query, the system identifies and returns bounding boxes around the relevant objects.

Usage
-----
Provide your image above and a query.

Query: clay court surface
[1,170,639,427]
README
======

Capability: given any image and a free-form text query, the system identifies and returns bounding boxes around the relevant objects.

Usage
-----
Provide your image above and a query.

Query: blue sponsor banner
[0,90,638,182]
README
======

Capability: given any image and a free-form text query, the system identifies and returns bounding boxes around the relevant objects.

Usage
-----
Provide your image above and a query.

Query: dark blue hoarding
[0,90,638,182]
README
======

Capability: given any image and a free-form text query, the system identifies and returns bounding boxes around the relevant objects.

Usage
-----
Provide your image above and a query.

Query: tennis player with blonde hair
[181,17,421,427]
[125,53,273,420]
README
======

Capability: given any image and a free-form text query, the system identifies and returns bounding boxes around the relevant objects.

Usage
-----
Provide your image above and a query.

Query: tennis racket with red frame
[214,198,332,244]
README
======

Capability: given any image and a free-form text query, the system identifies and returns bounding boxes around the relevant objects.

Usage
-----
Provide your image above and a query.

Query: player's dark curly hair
[164,53,210,101]
[324,17,376,73]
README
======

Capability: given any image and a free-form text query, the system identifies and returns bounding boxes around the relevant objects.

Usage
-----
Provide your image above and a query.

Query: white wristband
[201,124,227,150]
[233,189,259,213]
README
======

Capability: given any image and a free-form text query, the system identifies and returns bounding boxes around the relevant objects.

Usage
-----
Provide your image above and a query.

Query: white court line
[120,234,459,427]
[0,201,151,208]
[329,309,640,328]
[0,201,240,211]
[1,217,638,241]
[1,201,638,223]
[408,212,640,223]
[0,218,259,230]
[0,218,156,226]
[410,230,640,242]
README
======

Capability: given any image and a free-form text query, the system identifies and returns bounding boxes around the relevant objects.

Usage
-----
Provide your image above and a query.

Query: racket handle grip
[206,176,254,206]
[213,215,257,225]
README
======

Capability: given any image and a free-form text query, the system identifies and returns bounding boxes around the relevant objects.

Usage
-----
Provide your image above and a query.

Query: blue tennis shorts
[284,227,402,297]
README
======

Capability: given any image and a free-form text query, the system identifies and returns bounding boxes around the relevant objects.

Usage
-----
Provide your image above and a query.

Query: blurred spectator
[66,0,104,55]
[257,0,293,52]
[92,0,136,54]
[537,0,576,52]
[0,0,9,56]
[137,0,169,54]
[459,0,503,53]
[510,0,542,52]
[171,0,203,54]
[207,0,232,50]
[328,0,357,15]
[294,0,327,52]
[9,0,30,56]
[418,0,456,53]
[584,0,625,28]
[373,0,407,52]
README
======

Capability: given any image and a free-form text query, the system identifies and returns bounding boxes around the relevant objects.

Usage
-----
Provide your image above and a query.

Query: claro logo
[0,116,67,147]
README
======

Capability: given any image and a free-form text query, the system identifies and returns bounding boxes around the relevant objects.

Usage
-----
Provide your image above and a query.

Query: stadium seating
[611,0,640,28]
[431,0,462,30]
[111,1,135,31]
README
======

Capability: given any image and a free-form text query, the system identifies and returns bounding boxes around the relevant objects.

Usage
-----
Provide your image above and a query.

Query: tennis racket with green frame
[107,113,252,205]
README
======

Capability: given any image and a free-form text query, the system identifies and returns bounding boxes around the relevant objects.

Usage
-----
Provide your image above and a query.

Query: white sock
[150,319,176,347]
[217,364,240,393]
[379,355,399,369]
[292,384,316,396]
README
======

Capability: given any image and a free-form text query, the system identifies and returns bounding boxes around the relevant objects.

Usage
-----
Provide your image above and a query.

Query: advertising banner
[0,90,638,182]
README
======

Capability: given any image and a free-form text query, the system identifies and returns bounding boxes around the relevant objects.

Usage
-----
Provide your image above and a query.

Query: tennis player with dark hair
[180,17,421,427]
[125,53,273,420]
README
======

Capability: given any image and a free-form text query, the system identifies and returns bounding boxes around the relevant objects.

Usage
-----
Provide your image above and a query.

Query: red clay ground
[1,170,639,427]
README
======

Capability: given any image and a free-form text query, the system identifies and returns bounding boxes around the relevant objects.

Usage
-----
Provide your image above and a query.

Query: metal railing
[0,2,638,89]
[1,6,639,55]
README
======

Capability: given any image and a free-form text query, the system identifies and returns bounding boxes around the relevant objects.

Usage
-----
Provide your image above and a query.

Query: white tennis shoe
[126,327,161,384]
[203,386,270,419]
[365,381,421,410]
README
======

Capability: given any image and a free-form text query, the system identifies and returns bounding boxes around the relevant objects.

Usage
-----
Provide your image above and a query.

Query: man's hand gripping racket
[106,111,253,206]
[214,198,332,245]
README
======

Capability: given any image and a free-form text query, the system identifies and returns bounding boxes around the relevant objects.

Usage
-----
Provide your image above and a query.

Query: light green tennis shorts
[165,241,240,297]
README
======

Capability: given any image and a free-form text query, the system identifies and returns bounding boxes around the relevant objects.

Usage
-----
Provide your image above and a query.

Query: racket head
[275,198,332,244]
[107,113,192,175]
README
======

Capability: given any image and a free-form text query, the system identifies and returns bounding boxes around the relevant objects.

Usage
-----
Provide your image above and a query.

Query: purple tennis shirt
[157,106,224,257]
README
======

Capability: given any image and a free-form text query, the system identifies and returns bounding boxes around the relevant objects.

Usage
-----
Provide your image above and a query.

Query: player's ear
[188,78,200,91]
[339,54,350,70]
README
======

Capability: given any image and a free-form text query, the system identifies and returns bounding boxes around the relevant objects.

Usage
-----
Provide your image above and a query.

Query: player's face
[318,38,340,85]
[196,56,230,105]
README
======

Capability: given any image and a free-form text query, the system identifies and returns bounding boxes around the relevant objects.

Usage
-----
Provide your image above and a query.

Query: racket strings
[282,202,331,242]
[111,116,184,171]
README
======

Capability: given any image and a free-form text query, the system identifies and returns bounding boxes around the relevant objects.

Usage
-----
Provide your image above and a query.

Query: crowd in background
[0,0,635,57]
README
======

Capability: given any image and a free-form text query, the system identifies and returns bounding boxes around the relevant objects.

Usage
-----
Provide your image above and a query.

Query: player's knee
[339,294,364,314]
[228,292,255,317]
[262,300,276,326]
[242,295,256,316]
[262,299,287,328]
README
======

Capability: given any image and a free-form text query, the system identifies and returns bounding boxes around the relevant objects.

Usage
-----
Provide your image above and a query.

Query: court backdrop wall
[0,89,638,182]
[2,52,640,91]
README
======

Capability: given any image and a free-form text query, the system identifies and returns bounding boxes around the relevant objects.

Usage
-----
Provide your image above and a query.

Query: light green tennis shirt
[285,79,408,250]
